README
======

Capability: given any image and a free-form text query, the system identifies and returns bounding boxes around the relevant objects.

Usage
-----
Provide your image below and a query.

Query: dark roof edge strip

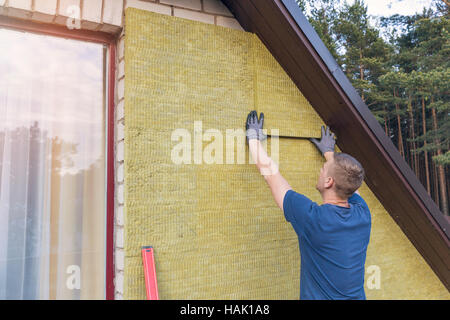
[280,0,450,239]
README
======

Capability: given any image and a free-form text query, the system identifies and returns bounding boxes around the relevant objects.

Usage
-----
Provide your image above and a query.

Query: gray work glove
[246,110,267,142]
[309,125,336,155]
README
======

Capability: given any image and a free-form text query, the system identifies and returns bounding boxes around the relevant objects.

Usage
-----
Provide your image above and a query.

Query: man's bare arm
[264,172,292,211]
[248,139,292,210]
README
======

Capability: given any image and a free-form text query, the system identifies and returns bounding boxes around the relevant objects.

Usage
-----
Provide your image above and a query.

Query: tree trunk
[394,88,405,159]
[387,105,391,137]
[447,167,450,214]
[359,49,365,102]
[384,105,388,136]
[407,95,418,175]
[421,96,431,195]
[384,116,388,136]
[432,151,440,207]
[406,134,411,169]
[431,98,448,215]
[412,100,419,176]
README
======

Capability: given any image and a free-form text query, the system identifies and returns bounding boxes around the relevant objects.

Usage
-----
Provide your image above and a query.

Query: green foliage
[298,0,449,214]
[298,0,449,166]
[433,150,450,166]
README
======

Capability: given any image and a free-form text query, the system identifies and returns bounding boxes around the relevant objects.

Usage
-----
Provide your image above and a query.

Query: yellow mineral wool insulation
[123,8,450,300]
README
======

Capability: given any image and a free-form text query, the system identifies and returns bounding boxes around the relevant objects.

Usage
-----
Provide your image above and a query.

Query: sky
[362,0,437,38]
[304,0,439,39]
[302,0,438,24]
[363,0,436,17]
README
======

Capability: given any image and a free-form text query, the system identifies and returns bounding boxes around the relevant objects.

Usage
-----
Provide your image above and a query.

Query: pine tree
[333,0,391,104]
[296,0,343,64]
[410,12,449,214]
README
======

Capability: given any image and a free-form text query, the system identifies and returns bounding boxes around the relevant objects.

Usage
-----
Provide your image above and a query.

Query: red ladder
[141,246,159,300]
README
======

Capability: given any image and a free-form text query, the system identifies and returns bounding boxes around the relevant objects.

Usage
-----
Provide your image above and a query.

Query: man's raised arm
[246,111,292,210]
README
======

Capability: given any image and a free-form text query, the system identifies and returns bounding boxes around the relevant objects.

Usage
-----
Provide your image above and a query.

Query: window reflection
[0,28,107,299]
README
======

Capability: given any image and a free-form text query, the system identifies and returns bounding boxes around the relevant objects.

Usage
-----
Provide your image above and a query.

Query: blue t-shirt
[283,190,371,300]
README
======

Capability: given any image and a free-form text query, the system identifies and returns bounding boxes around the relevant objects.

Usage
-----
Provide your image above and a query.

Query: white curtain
[0,28,107,300]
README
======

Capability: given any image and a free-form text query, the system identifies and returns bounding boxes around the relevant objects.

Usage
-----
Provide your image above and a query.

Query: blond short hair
[330,153,365,199]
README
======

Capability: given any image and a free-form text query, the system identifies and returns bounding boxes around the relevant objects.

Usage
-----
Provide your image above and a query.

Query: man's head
[316,152,365,199]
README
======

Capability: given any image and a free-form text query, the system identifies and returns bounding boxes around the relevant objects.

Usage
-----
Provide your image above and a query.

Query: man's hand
[246,110,267,143]
[310,125,336,156]
[246,110,275,175]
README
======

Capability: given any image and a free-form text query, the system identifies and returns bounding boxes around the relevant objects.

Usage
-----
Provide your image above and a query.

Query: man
[246,110,371,300]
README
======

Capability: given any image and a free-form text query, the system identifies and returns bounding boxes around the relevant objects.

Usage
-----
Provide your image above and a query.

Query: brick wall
[1,0,124,32]
[0,0,244,300]
[125,0,243,30]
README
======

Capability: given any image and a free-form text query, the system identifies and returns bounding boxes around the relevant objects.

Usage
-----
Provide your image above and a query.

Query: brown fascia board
[222,0,450,289]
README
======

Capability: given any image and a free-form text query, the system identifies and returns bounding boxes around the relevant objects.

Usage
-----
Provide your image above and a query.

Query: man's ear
[324,176,334,189]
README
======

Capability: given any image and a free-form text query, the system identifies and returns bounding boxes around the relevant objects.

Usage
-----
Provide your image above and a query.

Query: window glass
[0,28,107,299]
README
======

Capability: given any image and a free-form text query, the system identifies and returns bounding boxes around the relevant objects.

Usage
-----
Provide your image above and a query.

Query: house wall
[0,0,448,300]
[115,0,243,300]
[122,7,450,299]
[0,0,245,300]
